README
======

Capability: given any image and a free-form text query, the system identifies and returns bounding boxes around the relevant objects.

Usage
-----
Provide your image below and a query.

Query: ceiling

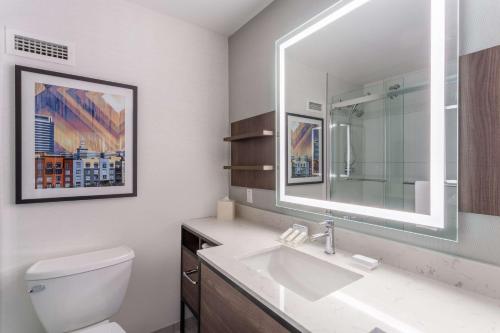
[126,0,274,36]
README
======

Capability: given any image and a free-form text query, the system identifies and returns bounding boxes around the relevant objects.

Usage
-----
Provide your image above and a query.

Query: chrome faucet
[311,220,335,254]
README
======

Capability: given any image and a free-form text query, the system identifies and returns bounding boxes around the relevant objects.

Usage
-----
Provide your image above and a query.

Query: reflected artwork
[286,113,323,185]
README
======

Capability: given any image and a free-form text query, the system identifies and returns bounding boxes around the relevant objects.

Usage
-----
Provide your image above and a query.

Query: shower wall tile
[403,92,430,164]
[331,179,363,204]
[361,181,385,208]
[361,162,385,179]
[403,184,416,211]
[362,116,385,163]
[404,162,429,181]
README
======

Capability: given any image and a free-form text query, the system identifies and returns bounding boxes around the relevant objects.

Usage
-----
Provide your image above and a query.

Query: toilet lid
[77,322,125,333]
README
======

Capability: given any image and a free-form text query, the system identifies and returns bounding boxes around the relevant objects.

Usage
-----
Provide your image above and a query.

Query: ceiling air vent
[5,29,75,65]
[307,101,323,112]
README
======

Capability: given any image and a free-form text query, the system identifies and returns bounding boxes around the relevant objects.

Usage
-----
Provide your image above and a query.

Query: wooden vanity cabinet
[180,227,217,333]
[199,262,295,333]
[181,226,296,333]
[181,247,199,315]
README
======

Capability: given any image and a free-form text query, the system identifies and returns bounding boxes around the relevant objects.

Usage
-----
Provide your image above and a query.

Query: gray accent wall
[228,0,500,267]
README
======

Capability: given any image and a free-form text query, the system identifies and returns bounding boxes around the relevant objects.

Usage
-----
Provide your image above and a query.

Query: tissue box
[217,197,235,220]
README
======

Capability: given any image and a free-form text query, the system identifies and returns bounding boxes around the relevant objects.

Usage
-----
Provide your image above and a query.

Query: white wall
[0,1,228,332]
[228,0,500,267]
[461,0,500,54]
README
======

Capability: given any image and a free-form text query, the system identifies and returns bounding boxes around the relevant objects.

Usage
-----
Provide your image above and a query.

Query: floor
[152,317,197,333]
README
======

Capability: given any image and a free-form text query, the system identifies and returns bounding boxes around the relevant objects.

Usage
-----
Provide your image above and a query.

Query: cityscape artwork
[286,113,323,185]
[16,66,137,203]
[34,83,126,189]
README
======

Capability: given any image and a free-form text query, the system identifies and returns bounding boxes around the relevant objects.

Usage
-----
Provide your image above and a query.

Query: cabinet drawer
[182,246,199,315]
[182,228,200,254]
[200,263,290,333]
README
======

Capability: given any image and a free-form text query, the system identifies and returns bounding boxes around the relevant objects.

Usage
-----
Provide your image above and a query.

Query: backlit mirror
[276,0,458,238]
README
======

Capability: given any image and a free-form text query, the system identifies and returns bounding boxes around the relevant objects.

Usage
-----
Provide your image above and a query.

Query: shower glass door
[329,77,410,213]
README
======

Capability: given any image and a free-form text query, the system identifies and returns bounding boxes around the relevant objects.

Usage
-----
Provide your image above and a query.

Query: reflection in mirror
[277,0,458,237]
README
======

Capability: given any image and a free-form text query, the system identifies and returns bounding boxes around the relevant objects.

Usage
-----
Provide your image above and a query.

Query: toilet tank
[25,246,135,333]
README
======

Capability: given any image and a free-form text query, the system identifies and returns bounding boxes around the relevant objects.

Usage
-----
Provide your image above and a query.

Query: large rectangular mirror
[276,0,458,237]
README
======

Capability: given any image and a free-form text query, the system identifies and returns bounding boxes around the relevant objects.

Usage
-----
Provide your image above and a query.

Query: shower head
[331,102,364,120]
[351,104,364,118]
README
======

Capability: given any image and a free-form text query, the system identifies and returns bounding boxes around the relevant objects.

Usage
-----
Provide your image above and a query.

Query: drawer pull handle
[183,267,198,285]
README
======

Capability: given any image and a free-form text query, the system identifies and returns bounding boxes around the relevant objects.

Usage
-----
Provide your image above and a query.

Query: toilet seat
[76,322,125,333]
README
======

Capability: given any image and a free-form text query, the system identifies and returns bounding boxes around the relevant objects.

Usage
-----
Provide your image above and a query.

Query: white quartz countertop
[183,217,500,333]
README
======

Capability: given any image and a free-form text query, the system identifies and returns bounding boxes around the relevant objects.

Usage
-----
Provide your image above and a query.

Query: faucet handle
[320,220,335,228]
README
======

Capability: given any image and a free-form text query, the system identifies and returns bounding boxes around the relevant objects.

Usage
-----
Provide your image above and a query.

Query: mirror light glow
[277,0,447,228]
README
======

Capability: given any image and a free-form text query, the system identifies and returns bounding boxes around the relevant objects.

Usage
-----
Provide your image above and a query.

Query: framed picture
[286,113,323,185]
[15,66,137,204]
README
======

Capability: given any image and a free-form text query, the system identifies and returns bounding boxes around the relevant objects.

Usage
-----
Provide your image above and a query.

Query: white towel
[415,181,430,214]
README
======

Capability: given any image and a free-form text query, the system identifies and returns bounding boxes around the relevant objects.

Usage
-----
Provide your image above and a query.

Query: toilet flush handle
[29,285,46,293]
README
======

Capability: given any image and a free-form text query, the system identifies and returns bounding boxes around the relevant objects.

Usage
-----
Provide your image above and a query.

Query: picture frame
[286,113,323,185]
[15,65,138,204]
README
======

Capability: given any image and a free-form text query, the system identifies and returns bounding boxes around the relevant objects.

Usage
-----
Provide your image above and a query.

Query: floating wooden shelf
[223,165,274,171]
[225,111,275,190]
[223,130,274,142]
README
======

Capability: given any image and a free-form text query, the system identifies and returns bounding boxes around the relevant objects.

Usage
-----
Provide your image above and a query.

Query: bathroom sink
[240,246,362,301]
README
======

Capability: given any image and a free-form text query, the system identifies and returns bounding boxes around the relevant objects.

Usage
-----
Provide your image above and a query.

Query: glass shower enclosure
[328,72,441,214]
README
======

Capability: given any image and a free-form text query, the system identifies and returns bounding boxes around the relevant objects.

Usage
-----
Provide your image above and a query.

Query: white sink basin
[240,246,362,301]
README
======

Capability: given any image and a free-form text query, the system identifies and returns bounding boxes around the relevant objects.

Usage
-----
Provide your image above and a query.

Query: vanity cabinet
[181,247,199,315]
[181,226,297,333]
[180,227,217,333]
[199,262,295,333]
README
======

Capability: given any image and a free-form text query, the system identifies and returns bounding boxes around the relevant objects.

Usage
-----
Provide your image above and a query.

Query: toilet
[25,246,135,333]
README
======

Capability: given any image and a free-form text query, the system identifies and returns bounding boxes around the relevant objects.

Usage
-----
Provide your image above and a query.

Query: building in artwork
[312,128,320,175]
[63,158,74,188]
[73,159,83,188]
[34,115,55,154]
[109,153,125,185]
[75,139,92,159]
[99,156,111,185]
[291,155,311,177]
[82,157,101,187]
[35,154,66,188]
[35,138,125,189]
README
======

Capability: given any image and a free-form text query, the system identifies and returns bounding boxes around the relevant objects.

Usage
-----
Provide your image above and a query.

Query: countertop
[183,217,500,333]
